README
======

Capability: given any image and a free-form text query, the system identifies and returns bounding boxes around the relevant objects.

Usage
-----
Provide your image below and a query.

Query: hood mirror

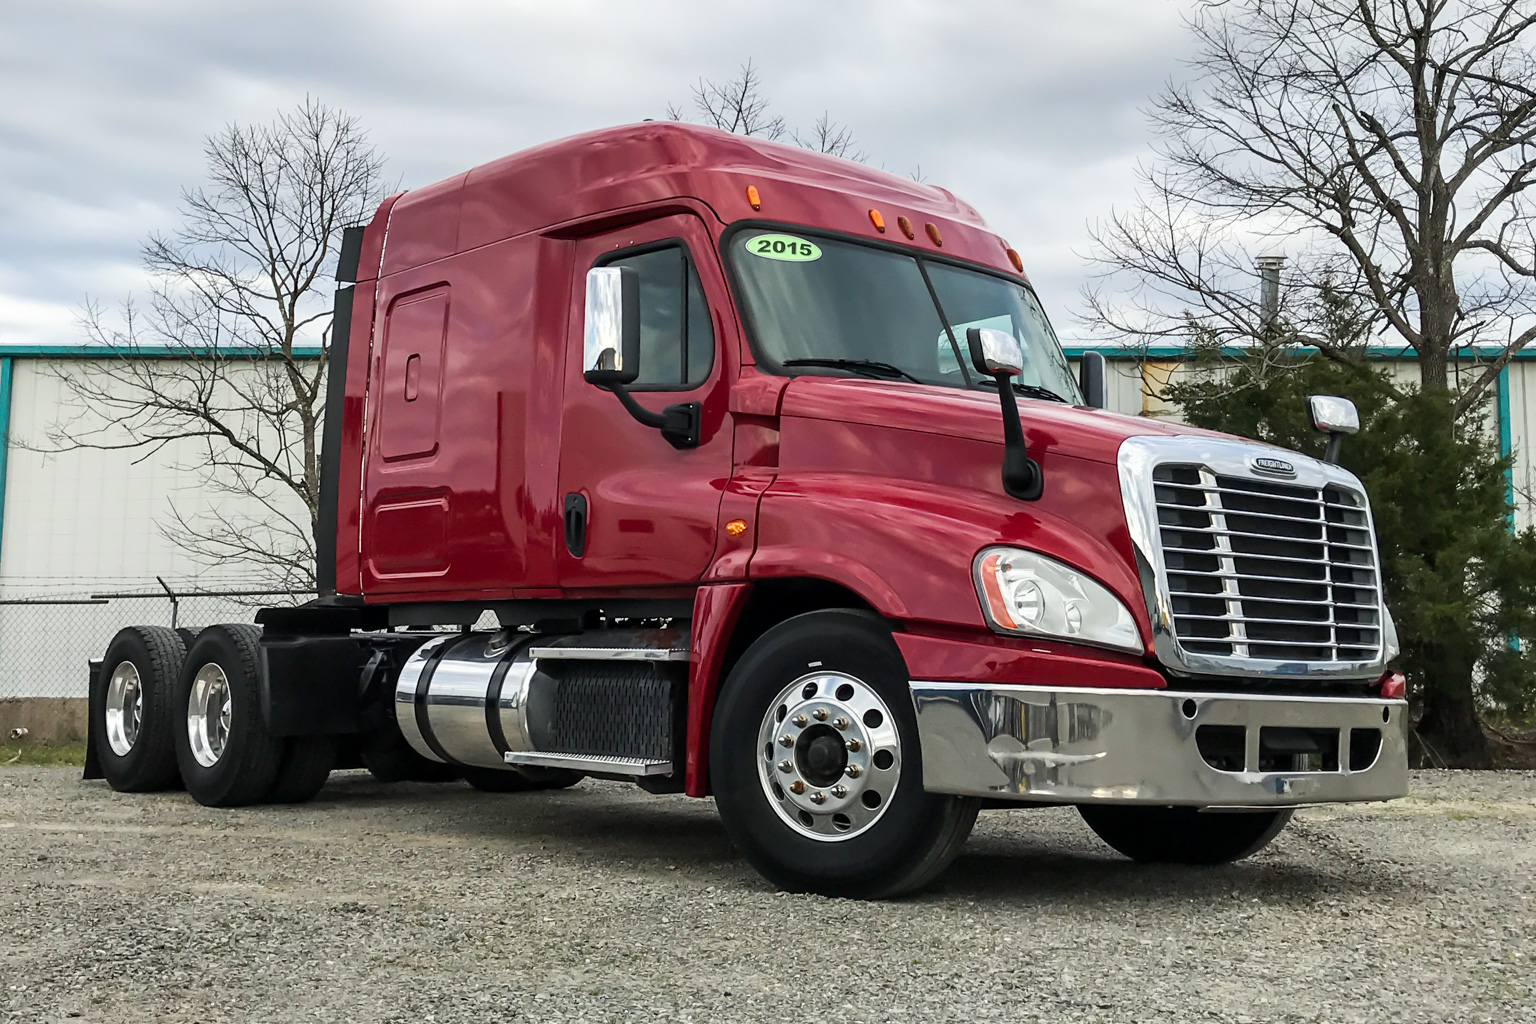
[1308,394,1359,464]
[967,327,1042,501]
[1078,350,1107,409]
[966,327,1024,378]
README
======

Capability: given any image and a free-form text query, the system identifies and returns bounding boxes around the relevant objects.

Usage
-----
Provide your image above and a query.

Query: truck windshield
[728,229,1081,403]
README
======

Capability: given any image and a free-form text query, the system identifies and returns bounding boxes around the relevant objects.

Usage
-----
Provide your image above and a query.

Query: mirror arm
[993,375,1043,500]
[607,384,701,450]
[1323,432,1344,465]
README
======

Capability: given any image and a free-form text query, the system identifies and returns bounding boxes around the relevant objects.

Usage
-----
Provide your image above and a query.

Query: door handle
[564,493,588,557]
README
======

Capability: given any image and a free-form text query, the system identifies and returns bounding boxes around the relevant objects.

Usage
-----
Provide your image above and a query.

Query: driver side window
[601,245,714,389]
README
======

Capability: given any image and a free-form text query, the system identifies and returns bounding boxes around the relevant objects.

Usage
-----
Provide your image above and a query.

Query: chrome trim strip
[911,681,1408,806]
[529,647,689,662]
[1119,434,1390,679]
[502,750,673,776]
[529,626,690,662]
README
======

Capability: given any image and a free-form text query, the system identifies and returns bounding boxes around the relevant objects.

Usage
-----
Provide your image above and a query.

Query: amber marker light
[897,216,915,239]
[925,223,943,246]
[746,185,762,210]
[726,519,749,537]
[868,208,886,232]
[1007,248,1024,273]
[975,551,1021,630]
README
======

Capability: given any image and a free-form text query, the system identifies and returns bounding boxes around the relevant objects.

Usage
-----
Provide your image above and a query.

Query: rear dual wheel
[94,626,186,792]
[174,624,333,807]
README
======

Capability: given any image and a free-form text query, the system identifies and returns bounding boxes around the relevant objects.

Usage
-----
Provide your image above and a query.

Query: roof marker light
[1006,248,1024,273]
[869,208,886,232]
[897,216,915,240]
[746,185,761,210]
[925,223,943,246]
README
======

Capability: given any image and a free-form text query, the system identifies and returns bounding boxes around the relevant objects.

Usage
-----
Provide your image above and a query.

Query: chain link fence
[0,585,311,698]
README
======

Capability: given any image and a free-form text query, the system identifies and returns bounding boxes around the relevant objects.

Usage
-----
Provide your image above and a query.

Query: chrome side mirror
[1308,395,1359,435]
[966,327,1024,378]
[583,266,640,387]
[1308,394,1359,464]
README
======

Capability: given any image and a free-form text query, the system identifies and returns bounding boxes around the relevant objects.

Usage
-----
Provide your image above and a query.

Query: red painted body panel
[555,214,736,590]
[685,582,751,796]
[894,630,1165,690]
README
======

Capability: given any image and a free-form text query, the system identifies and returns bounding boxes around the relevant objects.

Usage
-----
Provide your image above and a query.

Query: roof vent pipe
[1257,254,1285,325]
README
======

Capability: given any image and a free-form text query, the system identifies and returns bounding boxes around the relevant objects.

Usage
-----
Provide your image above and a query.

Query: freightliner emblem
[1251,456,1296,477]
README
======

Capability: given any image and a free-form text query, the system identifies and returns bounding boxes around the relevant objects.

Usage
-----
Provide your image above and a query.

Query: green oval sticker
[746,233,821,262]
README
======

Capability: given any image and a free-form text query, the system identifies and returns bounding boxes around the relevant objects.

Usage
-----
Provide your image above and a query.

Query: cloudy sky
[0,0,1198,348]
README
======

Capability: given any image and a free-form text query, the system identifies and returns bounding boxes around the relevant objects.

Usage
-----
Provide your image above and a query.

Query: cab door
[556,214,733,589]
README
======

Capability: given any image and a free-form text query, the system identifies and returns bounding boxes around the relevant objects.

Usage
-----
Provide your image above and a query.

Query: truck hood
[778,376,1225,465]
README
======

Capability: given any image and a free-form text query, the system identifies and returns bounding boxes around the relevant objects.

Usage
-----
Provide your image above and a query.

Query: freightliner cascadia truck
[84,123,1409,898]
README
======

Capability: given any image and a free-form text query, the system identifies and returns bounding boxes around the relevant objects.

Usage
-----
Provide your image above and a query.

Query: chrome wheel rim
[756,671,901,842]
[187,663,232,768]
[104,661,143,757]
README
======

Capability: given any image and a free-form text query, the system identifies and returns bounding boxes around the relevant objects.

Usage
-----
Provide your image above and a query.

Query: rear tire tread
[94,626,186,792]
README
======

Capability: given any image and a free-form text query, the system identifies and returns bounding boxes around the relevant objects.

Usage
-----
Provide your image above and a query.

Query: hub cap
[104,661,143,757]
[187,663,232,768]
[756,671,901,842]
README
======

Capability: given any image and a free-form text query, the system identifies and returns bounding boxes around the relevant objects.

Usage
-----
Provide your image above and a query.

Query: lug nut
[778,734,794,747]
[831,785,848,799]
[845,764,862,777]
[846,738,862,752]
[789,780,805,794]
[792,714,808,727]
[833,716,850,730]
[813,708,829,721]
[777,760,793,774]
[809,791,826,805]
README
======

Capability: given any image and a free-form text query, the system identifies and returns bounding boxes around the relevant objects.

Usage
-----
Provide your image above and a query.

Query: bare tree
[1083,0,1536,416]
[42,99,386,589]
[669,60,867,162]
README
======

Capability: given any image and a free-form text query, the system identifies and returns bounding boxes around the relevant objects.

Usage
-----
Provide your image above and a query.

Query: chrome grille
[1151,464,1381,662]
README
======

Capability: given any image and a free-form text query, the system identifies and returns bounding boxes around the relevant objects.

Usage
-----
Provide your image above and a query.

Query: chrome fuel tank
[394,631,541,770]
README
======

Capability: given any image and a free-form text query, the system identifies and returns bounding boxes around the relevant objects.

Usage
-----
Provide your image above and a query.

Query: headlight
[972,546,1142,653]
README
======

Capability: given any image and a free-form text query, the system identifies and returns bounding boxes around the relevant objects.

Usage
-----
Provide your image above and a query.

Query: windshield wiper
[976,378,1068,403]
[781,358,926,385]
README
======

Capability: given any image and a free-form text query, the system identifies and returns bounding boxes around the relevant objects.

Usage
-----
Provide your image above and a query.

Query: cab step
[503,750,673,776]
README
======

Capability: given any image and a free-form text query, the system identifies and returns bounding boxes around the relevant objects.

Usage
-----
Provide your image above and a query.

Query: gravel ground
[1,768,1533,1024]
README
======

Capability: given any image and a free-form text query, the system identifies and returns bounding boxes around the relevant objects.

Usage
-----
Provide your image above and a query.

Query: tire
[460,766,584,792]
[265,736,336,804]
[93,626,186,792]
[710,609,980,899]
[1078,805,1294,864]
[173,624,284,807]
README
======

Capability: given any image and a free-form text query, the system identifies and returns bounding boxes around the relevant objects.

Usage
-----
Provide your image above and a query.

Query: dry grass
[0,742,87,767]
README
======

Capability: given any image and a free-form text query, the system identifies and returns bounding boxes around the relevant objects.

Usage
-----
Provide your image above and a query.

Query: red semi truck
[84,123,1408,898]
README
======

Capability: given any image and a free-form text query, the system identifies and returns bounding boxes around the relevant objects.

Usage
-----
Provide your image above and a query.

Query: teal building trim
[0,356,12,560]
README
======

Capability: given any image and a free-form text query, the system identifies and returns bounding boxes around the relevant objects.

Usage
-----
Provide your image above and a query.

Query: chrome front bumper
[910,683,1409,808]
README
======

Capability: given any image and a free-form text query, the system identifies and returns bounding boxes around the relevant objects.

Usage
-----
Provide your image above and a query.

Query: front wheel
[1078,805,1293,864]
[710,610,979,899]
